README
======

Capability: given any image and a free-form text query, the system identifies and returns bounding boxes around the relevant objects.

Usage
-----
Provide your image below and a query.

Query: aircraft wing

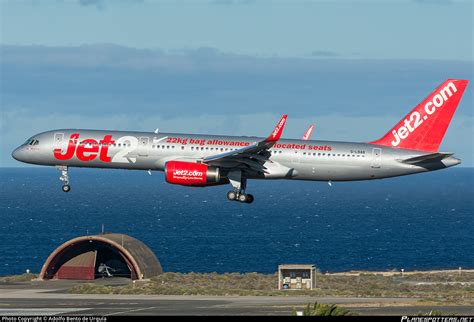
[202,115,288,173]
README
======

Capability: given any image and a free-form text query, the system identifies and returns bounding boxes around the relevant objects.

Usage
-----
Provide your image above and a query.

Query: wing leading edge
[202,115,288,172]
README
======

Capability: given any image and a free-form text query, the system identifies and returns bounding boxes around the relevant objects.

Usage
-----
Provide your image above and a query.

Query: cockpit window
[24,139,39,146]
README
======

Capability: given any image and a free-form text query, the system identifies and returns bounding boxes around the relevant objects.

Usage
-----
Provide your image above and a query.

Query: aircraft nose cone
[12,147,25,162]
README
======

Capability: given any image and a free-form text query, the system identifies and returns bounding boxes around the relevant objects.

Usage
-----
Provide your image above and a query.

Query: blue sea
[0,167,473,276]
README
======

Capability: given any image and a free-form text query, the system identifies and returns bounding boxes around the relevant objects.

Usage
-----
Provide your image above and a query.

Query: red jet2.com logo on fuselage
[391,82,457,147]
[54,133,115,162]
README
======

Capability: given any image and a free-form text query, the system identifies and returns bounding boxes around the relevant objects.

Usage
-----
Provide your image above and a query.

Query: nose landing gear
[58,166,71,193]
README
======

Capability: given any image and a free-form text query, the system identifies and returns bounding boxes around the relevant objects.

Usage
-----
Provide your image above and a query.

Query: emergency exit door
[138,137,149,156]
[371,148,382,168]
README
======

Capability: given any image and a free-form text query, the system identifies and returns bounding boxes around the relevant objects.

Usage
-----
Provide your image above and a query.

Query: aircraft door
[138,137,149,157]
[371,148,382,168]
[53,133,64,152]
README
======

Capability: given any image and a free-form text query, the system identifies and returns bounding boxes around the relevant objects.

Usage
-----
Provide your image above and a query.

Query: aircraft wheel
[62,185,71,193]
[246,194,254,204]
[227,191,237,201]
[238,193,248,203]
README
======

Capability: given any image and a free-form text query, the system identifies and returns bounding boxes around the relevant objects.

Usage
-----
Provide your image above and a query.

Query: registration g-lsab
[12,79,468,203]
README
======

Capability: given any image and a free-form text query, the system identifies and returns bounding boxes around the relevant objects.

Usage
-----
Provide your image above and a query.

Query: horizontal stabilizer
[401,152,453,165]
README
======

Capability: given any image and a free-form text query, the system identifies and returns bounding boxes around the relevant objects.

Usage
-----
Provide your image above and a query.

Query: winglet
[302,124,314,140]
[265,114,288,142]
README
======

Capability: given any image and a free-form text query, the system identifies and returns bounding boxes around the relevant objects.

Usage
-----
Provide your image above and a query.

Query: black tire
[246,194,254,204]
[62,185,71,193]
[238,193,248,203]
[227,191,237,201]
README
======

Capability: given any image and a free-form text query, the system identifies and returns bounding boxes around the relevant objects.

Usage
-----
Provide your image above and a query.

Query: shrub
[303,302,351,316]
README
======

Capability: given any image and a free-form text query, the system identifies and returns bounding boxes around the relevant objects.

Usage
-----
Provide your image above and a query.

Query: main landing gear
[227,191,254,203]
[58,166,71,193]
[226,170,254,204]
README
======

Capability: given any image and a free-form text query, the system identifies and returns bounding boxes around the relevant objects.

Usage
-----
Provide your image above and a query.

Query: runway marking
[104,306,159,316]
[0,308,91,316]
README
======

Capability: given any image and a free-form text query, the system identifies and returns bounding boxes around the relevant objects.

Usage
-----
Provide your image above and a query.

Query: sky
[1,0,473,166]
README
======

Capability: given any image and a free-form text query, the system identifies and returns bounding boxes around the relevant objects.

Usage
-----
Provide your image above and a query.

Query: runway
[1,285,473,316]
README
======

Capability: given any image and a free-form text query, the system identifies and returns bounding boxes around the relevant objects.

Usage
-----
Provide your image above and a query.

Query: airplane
[302,124,315,140]
[12,79,468,204]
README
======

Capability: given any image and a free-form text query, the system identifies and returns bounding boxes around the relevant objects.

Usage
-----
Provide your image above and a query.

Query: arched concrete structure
[39,233,162,280]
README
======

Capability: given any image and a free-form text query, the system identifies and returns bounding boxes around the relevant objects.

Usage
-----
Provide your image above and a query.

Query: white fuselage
[12,129,460,182]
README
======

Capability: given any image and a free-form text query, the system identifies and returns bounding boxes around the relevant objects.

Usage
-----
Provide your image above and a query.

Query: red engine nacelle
[165,161,221,186]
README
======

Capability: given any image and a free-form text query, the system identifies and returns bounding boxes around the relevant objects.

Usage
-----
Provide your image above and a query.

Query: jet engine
[164,161,222,186]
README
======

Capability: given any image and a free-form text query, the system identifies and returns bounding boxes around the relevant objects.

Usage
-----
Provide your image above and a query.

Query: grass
[0,273,38,282]
[68,271,474,303]
[299,302,352,316]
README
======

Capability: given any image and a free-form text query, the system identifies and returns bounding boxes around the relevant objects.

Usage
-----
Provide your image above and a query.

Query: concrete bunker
[39,233,162,280]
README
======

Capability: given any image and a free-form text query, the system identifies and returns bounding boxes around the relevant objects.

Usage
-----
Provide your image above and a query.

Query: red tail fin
[370,79,468,152]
